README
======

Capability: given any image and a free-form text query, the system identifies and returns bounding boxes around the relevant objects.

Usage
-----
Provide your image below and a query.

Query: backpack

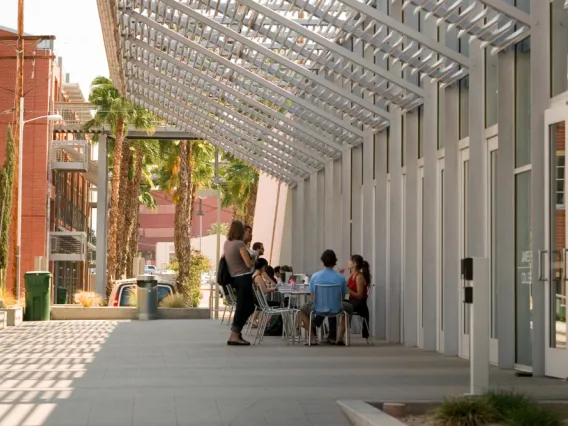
[217,256,232,290]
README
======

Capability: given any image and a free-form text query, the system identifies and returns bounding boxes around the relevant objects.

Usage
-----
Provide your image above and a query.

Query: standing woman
[224,220,256,345]
[346,255,371,339]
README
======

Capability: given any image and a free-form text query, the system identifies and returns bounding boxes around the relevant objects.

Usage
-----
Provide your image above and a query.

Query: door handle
[538,249,548,282]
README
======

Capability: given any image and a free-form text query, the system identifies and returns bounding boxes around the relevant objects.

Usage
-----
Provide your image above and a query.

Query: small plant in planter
[505,403,563,426]
[124,287,137,307]
[434,396,497,426]
[0,289,18,308]
[483,389,534,422]
[74,291,104,308]
[159,293,187,308]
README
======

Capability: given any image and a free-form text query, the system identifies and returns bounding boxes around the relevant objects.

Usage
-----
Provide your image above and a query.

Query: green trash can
[56,287,68,304]
[24,271,51,321]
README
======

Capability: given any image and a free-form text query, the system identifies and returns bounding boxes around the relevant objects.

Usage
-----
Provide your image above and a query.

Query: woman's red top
[348,272,367,300]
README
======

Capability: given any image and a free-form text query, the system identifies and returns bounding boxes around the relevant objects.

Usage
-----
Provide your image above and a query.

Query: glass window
[459,77,470,140]
[551,0,568,97]
[557,154,565,209]
[485,48,498,128]
[440,168,445,331]
[418,105,424,159]
[438,84,445,150]
[515,171,532,366]
[490,150,498,338]
[515,37,531,167]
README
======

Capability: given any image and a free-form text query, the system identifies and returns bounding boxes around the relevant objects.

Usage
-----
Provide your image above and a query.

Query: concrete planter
[158,307,210,319]
[50,305,137,321]
[0,307,23,326]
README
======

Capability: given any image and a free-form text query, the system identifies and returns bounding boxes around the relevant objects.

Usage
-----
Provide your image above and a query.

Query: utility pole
[12,0,25,301]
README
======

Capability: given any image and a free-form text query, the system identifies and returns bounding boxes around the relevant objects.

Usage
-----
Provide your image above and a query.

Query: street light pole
[15,111,62,302]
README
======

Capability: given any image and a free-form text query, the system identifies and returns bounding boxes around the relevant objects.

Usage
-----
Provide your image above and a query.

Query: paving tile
[307,413,351,425]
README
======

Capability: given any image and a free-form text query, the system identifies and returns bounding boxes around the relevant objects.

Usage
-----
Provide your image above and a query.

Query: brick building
[0,26,93,300]
[138,191,233,262]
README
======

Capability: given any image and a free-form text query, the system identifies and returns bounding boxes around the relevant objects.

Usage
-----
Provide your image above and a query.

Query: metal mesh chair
[252,284,297,345]
[219,284,237,326]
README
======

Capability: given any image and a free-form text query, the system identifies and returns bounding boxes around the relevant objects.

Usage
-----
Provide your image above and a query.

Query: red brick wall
[0,29,54,296]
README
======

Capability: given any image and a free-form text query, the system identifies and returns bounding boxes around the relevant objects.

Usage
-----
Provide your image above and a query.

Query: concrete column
[362,129,374,261]
[468,14,487,260]
[306,174,317,273]
[317,169,325,257]
[421,17,439,352]
[352,145,363,256]
[291,183,305,272]
[387,0,403,344]
[324,160,335,249]
[95,134,108,296]
[530,0,551,377]
[404,109,419,347]
[333,158,343,255]
[341,147,352,266]
[279,187,294,266]
[497,49,516,369]
[375,129,388,340]
[443,84,460,356]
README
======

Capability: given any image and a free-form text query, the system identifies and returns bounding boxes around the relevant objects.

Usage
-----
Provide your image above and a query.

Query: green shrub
[504,403,563,426]
[483,389,534,421]
[434,396,497,426]
[160,293,187,308]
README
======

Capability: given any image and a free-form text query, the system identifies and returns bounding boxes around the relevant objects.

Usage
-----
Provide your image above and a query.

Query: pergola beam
[155,0,392,122]
[235,0,426,98]
[130,95,302,184]
[127,79,313,177]
[123,38,345,152]
[121,11,364,140]
[127,61,331,163]
[126,64,323,169]
[477,0,531,26]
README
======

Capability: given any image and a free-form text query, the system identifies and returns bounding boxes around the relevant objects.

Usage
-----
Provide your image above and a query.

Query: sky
[0,0,109,99]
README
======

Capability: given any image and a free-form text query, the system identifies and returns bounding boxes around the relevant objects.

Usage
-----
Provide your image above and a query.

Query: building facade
[138,191,233,263]
[98,0,568,379]
[0,26,93,300]
[277,0,568,378]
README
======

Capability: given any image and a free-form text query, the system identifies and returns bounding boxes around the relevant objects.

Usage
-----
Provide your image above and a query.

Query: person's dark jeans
[328,299,369,340]
[231,273,254,333]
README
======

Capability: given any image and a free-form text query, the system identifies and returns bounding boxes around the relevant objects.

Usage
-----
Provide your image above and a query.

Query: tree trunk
[115,141,131,279]
[125,149,143,278]
[106,118,125,295]
[244,180,258,227]
[174,140,193,297]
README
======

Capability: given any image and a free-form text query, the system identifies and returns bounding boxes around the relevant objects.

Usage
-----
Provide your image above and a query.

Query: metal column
[95,135,108,296]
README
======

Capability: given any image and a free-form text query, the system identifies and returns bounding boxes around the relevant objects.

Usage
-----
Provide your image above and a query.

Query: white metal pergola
[98,0,532,185]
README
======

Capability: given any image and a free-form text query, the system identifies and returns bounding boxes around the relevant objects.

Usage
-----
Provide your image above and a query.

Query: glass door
[543,105,568,378]
[459,147,471,358]
[488,137,499,365]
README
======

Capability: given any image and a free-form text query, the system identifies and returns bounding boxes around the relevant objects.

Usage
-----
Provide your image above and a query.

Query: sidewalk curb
[337,400,407,426]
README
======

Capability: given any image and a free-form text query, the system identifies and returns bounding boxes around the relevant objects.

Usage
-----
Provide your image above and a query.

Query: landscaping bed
[371,391,568,426]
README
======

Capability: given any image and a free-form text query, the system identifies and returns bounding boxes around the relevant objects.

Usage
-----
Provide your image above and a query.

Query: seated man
[299,250,353,346]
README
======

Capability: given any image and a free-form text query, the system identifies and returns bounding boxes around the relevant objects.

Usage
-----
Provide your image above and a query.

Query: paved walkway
[0,320,566,426]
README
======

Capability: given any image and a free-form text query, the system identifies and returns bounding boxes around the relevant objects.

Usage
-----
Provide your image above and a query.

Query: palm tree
[156,139,215,294]
[115,139,159,278]
[220,155,259,227]
[207,222,228,236]
[84,76,155,294]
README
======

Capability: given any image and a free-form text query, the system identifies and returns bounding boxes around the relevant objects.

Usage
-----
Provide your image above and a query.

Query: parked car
[108,280,175,307]
[144,265,157,274]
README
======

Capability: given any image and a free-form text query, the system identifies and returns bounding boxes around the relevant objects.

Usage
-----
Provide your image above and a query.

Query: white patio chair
[219,284,237,326]
[252,284,297,345]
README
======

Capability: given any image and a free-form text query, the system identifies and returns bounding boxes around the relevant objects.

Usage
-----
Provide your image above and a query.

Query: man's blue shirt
[309,268,347,313]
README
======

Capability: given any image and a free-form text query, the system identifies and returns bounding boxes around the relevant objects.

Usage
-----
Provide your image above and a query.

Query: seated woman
[328,255,371,342]
[250,259,281,328]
